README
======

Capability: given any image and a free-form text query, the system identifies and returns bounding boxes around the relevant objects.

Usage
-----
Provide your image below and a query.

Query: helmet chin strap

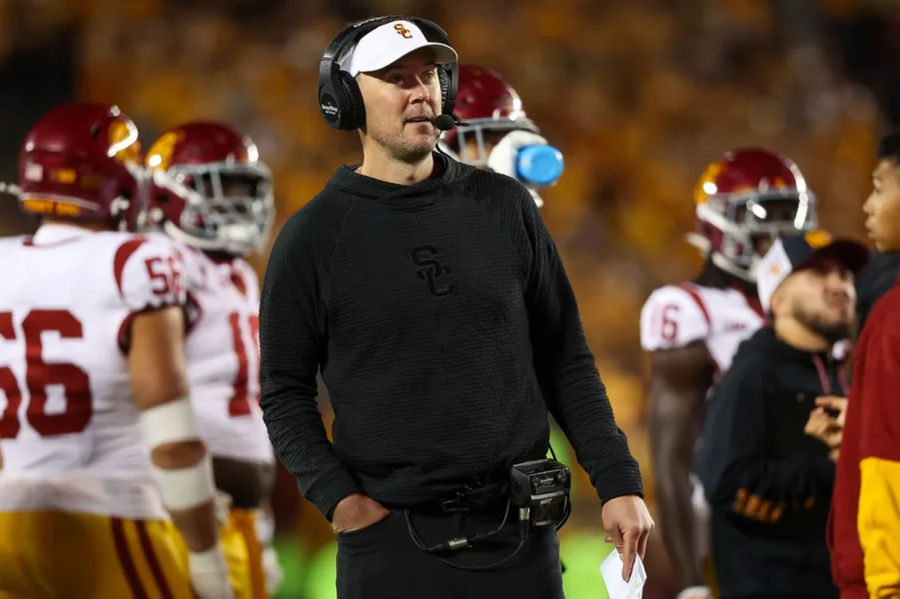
[163,220,225,251]
[220,222,262,251]
[162,219,258,256]
[711,252,756,282]
[694,203,761,282]
[685,232,710,253]
[686,233,755,281]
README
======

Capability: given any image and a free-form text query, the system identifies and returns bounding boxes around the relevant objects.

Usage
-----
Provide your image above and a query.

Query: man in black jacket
[259,15,652,599]
[695,232,867,599]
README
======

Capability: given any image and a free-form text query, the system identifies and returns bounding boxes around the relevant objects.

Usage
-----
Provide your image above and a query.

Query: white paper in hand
[599,550,647,599]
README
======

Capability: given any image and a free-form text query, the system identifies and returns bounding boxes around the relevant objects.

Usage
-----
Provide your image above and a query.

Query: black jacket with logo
[695,327,842,599]
[259,153,642,518]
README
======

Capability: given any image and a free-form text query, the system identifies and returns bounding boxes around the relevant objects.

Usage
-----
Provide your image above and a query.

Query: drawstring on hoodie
[811,353,848,396]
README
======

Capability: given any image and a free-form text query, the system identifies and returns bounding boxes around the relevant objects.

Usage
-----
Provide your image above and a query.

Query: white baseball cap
[339,19,458,77]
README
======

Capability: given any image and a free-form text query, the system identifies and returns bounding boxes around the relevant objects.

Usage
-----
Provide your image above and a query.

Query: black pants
[336,506,565,599]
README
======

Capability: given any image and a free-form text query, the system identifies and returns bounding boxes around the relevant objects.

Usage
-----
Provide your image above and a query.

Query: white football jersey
[0,223,188,520]
[640,283,766,375]
[181,246,272,465]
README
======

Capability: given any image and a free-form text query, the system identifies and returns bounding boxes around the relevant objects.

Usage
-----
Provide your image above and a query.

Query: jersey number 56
[0,310,92,439]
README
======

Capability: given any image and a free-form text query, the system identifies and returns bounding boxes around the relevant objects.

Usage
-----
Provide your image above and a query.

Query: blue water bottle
[516,145,565,186]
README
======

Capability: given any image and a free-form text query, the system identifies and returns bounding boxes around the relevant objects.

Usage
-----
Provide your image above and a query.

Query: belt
[412,479,510,514]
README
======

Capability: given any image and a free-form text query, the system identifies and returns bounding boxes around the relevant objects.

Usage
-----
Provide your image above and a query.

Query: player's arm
[640,285,712,588]
[129,307,232,599]
[858,330,900,597]
[118,237,231,598]
[647,342,712,588]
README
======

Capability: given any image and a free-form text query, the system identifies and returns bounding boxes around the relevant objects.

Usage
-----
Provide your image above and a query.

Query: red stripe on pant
[136,520,174,599]
[111,517,149,599]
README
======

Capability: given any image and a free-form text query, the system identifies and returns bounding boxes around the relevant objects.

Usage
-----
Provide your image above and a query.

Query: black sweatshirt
[259,153,643,519]
[695,327,841,599]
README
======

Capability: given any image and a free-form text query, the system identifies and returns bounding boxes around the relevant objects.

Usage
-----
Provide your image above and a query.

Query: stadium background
[0,1,897,597]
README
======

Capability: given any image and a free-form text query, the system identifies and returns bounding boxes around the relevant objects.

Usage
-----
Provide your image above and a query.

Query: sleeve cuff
[304,468,362,521]
[593,460,645,503]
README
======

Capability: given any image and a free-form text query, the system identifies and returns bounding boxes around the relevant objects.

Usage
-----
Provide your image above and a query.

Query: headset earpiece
[337,70,365,130]
[438,62,458,116]
[318,19,378,131]
[437,68,450,108]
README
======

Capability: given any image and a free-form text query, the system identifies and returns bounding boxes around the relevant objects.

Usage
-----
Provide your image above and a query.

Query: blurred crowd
[2,1,900,597]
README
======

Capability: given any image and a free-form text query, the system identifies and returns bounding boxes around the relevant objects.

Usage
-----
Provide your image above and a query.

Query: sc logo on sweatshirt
[411,246,455,298]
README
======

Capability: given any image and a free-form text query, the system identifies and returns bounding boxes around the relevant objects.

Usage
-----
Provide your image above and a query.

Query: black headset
[318,15,459,131]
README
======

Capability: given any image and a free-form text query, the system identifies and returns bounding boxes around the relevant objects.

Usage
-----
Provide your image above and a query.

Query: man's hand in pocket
[332,493,389,534]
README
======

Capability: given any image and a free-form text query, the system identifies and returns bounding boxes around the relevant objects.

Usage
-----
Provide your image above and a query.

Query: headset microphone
[432,114,461,131]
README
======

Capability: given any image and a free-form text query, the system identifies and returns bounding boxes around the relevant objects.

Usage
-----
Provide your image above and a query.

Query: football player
[143,121,277,599]
[0,104,231,598]
[440,64,556,207]
[640,148,818,598]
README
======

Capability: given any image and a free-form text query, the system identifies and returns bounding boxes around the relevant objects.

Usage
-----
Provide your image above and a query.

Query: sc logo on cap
[394,23,413,39]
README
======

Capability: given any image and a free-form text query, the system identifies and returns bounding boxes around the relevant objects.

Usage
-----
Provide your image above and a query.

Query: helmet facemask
[447,115,539,166]
[151,161,274,255]
[693,190,818,281]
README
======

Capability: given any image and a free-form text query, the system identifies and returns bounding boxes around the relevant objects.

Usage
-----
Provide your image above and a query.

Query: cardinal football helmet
[440,64,540,166]
[691,147,818,281]
[16,103,143,228]
[144,122,273,255]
